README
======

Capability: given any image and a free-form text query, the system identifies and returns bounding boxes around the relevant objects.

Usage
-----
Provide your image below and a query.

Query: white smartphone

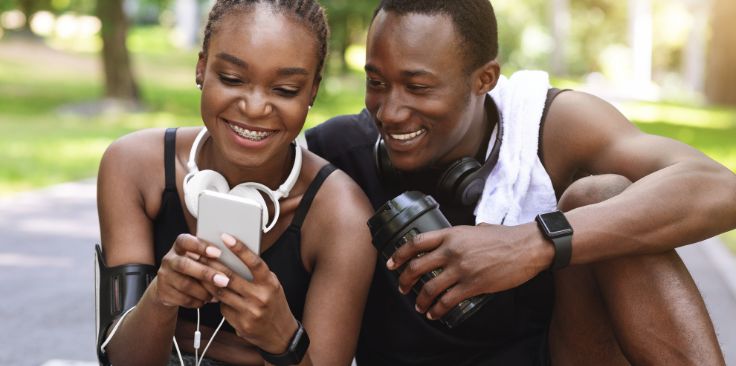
[196,190,262,281]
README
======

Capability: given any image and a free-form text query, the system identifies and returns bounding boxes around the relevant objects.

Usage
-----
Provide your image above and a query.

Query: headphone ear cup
[229,184,269,229]
[374,137,402,187]
[436,158,481,205]
[183,169,230,218]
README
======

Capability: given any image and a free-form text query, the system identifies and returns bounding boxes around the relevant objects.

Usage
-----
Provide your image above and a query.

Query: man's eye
[407,84,429,92]
[366,78,386,89]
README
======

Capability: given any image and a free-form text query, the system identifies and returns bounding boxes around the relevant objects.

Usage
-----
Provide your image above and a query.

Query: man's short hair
[372,0,498,73]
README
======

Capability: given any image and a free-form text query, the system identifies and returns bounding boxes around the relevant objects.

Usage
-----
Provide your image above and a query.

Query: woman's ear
[195,51,206,87]
[474,60,500,95]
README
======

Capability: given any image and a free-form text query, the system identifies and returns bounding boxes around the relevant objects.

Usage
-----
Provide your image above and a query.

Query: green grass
[0,27,365,194]
[0,26,734,193]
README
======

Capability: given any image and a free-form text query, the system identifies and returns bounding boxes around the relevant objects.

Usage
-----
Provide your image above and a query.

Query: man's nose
[375,91,410,126]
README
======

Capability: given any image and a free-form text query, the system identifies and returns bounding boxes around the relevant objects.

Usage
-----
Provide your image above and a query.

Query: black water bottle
[368,191,491,328]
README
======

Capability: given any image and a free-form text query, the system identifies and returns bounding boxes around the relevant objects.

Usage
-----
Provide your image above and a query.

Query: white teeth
[390,129,426,141]
[228,123,273,141]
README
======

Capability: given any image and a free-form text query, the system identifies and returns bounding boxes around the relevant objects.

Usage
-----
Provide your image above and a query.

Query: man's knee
[558,174,632,211]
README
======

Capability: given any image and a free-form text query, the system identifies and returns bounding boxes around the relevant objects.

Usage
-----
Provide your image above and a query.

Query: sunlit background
[2,0,733,238]
[0,1,735,364]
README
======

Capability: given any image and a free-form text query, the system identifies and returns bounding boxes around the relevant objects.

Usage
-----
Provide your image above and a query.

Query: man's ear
[195,51,206,87]
[474,60,500,95]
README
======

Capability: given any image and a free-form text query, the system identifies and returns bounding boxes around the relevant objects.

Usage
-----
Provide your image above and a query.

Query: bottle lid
[367,191,438,251]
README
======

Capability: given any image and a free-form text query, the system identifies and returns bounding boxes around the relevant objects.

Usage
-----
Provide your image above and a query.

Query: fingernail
[210,297,219,303]
[186,252,201,261]
[427,312,435,320]
[386,258,395,269]
[221,233,236,247]
[415,304,423,313]
[398,285,406,295]
[206,246,222,258]
[213,274,229,287]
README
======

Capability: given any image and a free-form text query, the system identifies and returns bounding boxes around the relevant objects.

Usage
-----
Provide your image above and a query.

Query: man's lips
[387,128,427,141]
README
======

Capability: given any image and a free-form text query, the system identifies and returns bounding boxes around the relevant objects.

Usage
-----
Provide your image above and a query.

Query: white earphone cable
[99,305,137,351]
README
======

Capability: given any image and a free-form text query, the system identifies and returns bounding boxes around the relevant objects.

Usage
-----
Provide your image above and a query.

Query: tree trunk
[16,0,43,36]
[705,0,736,106]
[97,0,139,103]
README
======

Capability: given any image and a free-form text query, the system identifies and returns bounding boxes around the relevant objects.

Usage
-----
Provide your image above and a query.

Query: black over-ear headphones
[374,98,503,206]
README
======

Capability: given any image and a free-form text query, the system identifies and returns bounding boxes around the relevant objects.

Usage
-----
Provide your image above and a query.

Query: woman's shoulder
[101,127,201,170]
[299,149,373,233]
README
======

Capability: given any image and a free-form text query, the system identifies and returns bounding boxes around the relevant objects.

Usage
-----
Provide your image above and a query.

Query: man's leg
[548,174,724,366]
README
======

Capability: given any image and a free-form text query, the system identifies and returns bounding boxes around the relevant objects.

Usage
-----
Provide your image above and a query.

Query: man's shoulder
[305,109,378,159]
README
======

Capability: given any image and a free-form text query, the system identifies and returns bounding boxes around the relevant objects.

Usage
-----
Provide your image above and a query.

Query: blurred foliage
[0,26,367,193]
[321,0,378,73]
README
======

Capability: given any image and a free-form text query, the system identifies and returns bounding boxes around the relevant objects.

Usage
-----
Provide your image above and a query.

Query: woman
[95,1,375,365]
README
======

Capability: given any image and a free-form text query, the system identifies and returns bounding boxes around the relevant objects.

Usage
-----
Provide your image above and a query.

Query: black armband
[94,244,156,365]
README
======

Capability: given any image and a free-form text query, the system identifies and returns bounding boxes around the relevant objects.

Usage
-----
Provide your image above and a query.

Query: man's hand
[386,223,553,320]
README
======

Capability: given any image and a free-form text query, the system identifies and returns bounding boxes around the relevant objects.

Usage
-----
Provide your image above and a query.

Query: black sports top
[305,90,566,366]
[152,128,336,333]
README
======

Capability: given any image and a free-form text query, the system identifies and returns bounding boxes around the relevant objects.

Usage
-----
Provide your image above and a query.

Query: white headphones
[183,127,302,233]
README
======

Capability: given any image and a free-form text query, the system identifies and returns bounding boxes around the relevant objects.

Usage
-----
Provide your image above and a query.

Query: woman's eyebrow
[277,67,309,77]
[216,52,248,68]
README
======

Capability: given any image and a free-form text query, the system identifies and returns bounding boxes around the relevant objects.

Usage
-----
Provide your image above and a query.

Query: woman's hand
[201,233,298,355]
[154,233,230,309]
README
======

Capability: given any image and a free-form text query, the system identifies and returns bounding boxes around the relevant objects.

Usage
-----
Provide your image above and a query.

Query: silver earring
[196,83,202,90]
[308,105,312,110]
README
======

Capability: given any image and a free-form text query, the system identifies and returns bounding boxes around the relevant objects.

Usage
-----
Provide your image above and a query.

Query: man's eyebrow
[216,52,247,68]
[401,70,433,78]
[278,67,310,77]
[365,64,433,78]
[365,64,380,73]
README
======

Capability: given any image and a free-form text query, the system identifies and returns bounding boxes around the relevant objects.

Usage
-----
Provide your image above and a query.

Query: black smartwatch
[535,211,573,270]
[259,320,310,366]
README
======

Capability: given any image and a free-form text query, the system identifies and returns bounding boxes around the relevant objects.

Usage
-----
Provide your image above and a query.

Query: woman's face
[197,5,320,171]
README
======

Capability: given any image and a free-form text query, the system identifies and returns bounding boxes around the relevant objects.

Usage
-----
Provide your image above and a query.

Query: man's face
[365,10,485,172]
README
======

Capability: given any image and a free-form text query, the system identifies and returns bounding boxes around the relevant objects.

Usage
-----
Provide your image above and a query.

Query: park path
[0,179,734,365]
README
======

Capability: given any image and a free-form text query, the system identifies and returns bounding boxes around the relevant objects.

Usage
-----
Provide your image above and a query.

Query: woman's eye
[218,75,242,85]
[275,88,299,97]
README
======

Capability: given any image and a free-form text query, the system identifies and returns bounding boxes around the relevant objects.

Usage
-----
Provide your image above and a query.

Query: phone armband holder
[94,244,156,365]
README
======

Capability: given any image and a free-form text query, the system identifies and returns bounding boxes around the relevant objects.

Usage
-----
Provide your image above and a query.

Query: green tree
[97,0,139,104]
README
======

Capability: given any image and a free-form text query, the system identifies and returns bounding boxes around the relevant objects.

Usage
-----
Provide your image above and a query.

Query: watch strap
[550,234,572,270]
[259,320,309,366]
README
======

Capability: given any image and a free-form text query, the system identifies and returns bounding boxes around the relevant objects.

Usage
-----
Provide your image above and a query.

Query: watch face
[538,211,573,237]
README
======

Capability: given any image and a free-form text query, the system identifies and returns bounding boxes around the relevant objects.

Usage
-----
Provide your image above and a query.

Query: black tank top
[305,90,567,366]
[152,128,336,332]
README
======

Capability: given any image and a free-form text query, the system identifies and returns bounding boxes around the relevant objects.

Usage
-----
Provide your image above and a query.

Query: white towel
[474,71,558,226]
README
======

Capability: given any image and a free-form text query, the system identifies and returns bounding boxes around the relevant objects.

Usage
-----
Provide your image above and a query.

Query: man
[306,1,736,365]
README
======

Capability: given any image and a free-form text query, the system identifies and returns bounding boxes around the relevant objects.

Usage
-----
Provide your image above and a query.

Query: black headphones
[374,98,503,207]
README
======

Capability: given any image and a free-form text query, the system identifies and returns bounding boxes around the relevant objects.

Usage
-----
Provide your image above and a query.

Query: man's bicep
[589,131,708,181]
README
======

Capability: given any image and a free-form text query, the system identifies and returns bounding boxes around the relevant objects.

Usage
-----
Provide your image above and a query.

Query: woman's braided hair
[202,0,330,78]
